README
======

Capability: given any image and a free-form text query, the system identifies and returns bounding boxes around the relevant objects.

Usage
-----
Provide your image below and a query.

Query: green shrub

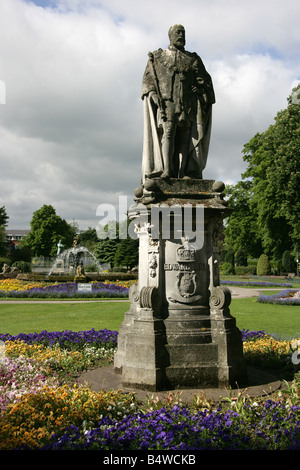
[257,254,271,276]
[235,265,256,275]
[221,262,235,275]
[12,261,32,273]
[248,259,258,266]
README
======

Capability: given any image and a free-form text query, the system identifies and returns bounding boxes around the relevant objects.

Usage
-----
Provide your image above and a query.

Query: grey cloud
[0,0,299,230]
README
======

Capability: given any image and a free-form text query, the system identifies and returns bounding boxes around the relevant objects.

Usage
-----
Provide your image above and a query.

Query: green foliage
[94,220,138,270]
[0,257,11,270]
[225,85,300,264]
[11,261,31,273]
[114,238,138,270]
[0,206,9,257]
[282,250,294,273]
[77,227,99,252]
[242,85,300,260]
[94,238,119,268]
[223,246,235,265]
[224,181,262,258]
[0,206,9,227]
[0,227,7,257]
[235,248,248,266]
[221,262,235,275]
[234,265,256,275]
[21,205,76,258]
[9,246,32,264]
[257,254,271,276]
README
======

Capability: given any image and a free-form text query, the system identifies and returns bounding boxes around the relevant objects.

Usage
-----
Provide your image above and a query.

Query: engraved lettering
[164,262,206,271]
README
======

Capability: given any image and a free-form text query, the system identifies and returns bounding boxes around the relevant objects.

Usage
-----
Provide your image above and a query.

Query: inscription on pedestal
[164,262,206,271]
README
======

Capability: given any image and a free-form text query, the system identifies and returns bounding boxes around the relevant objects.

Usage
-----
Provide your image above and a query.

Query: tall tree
[240,85,300,261]
[94,219,138,270]
[114,238,138,270]
[224,181,262,258]
[21,204,76,257]
[0,206,9,227]
[94,238,119,269]
[77,227,99,252]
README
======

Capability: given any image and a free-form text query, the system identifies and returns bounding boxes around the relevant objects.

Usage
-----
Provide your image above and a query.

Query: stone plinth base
[114,179,247,390]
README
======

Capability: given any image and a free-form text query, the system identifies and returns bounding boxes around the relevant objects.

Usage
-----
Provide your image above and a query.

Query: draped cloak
[141,46,215,183]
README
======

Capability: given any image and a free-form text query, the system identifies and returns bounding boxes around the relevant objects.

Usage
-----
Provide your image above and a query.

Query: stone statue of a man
[141,25,215,181]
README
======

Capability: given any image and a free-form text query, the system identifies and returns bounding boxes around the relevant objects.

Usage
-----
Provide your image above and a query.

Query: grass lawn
[231,297,300,340]
[0,301,130,335]
[0,295,299,339]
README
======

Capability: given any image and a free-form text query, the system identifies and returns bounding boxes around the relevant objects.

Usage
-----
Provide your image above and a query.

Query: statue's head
[168,24,185,50]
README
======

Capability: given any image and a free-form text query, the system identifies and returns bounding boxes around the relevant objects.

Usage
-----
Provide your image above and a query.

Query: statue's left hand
[149,91,159,106]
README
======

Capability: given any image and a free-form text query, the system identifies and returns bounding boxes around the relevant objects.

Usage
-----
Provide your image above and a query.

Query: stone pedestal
[114,178,247,391]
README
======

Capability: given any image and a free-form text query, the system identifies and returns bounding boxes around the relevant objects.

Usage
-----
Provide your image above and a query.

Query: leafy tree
[114,238,138,270]
[94,219,138,270]
[224,181,262,258]
[94,238,119,269]
[94,220,120,269]
[77,227,99,252]
[21,205,76,258]
[0,206,9,227]
[242,84,300,261]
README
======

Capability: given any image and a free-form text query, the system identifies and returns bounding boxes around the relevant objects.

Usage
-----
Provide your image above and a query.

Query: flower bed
[0,327,118,349]
[0,328,300,450]
[0,280,129,299]
[41,400,300,450]
[0,279,49,292]
[0,355,60,414]
[258,289,300,305]
[1,278,294,299]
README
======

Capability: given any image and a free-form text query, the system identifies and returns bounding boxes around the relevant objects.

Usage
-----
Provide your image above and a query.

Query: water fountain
[48,237,102,281]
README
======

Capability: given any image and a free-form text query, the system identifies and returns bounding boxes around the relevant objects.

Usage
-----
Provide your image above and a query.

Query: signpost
[77,283,92,293]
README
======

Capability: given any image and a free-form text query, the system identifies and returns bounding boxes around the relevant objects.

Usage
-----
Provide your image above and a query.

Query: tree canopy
[224,180,262,259]
[94,219,138,270]
[21,204,76,258]
[224,85,300,266]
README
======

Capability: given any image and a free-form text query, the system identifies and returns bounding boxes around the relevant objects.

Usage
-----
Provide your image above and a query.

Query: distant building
[5,229,30,250]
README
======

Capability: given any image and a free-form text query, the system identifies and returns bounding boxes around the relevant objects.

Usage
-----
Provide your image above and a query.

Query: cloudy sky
[1,0,299,231]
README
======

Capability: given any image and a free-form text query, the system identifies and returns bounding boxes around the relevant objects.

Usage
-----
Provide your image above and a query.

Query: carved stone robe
[141,46,215,182]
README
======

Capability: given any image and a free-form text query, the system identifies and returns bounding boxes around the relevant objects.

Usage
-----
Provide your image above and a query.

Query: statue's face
[169,26,185,49]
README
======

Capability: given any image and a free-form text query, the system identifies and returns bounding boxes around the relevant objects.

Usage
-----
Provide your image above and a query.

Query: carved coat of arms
[167,244,202,304]
[177,271,197,298]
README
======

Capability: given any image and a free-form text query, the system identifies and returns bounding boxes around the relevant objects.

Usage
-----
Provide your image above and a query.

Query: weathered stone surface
[114,26,246,391]
[141,25,215,181]
[114,182,247,390]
